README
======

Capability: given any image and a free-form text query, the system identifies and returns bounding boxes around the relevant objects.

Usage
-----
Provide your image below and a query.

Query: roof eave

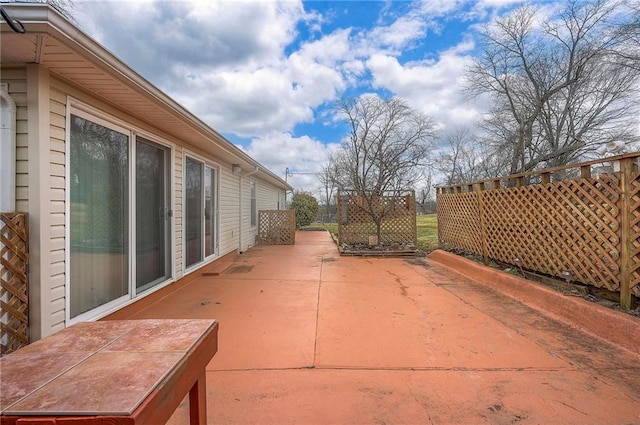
[1,3,292,191]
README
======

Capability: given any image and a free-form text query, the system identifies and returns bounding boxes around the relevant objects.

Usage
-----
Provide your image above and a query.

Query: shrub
[289,192,319,228]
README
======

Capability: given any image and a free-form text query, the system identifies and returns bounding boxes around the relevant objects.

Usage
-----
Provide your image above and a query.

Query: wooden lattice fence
[1,213,29,355]
[436,154,640,309]
[258,210,296,245]
[337,190,417,247]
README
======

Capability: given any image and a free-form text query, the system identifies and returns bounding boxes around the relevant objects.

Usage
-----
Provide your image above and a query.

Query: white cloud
[72,0,539,183]
[367,39,482,130]
[243,133,341,193]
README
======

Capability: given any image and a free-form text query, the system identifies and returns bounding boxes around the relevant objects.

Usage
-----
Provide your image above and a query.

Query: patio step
[201,262,233,276]
[201,252,238,276]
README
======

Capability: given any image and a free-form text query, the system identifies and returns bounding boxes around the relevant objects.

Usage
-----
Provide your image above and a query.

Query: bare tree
[435,127,488,185]
[468,0,640,175]
[416,173,435,214]
[330,95,436,244]
[317,154,339,221]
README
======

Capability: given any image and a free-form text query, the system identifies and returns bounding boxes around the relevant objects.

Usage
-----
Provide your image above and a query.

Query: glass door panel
[204,167,216,257]
[69,115,129,318]
[136,138,171,292]
[185,157,203,267]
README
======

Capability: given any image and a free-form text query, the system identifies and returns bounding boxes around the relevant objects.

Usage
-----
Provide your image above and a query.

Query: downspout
[0,85,17,212]
[238,166,259,253]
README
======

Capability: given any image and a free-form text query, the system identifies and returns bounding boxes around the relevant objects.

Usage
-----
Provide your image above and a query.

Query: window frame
[250,179,257,229]
[183,151,220,274]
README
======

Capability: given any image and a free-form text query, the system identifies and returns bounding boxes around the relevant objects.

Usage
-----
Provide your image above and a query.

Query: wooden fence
[1,213,29,355]
[258,210,296,245]
[436,153,640,309]
[337,190,417,246]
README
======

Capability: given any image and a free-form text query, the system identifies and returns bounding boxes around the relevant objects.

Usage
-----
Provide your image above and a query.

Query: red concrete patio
[108,231,640,424]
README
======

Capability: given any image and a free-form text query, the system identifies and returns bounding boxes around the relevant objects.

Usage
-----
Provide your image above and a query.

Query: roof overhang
[0,3,292,191]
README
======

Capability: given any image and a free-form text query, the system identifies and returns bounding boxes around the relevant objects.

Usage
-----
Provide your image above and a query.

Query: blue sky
[74,0,528,194]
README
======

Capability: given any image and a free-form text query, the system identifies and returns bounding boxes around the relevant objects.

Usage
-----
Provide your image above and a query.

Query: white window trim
[182,150,221,275]
[250,179,257,229]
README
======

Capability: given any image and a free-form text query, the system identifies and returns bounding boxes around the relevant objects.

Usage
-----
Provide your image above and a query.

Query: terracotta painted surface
[1,319,217,421]
[114,231,640,424]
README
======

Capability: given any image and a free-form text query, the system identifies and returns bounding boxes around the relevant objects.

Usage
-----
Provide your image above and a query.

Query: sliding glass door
[185,156,218,269]
[69,111,173,321]
[136,138,171,292]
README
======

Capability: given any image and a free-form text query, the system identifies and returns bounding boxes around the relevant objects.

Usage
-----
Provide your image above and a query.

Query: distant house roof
[0,3,292,191]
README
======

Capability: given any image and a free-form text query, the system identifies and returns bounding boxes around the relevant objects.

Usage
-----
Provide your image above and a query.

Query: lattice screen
[1,213,29,356]
[337,191,416,246]
[481,175,621,292]
[437,191,482,254]
[258,210,296,245]
[436,155,640,303]
[628,167,640,296]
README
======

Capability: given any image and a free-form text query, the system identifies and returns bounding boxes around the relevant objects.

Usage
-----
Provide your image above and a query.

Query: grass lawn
[303,213,439,252]
[415,214,438,252]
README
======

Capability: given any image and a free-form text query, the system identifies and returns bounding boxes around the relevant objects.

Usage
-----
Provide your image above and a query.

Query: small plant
[289,192,319,228]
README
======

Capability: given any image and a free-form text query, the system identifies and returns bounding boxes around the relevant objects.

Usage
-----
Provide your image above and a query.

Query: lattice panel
[338,192,416,245]
[1,213,29,356]
[436,191,482,254]
[481,175,621,291]
[629,167,640,296]
[258,210,296,245]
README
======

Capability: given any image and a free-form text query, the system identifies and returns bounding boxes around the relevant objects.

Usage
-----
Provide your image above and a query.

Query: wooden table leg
[189,371,207,425]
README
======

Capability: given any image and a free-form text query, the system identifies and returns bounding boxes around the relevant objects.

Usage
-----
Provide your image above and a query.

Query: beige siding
[219,168,240,255]
[257,180,280,210]
[2,68,29,211]
[174,146,183,278]
[49,87,66,331]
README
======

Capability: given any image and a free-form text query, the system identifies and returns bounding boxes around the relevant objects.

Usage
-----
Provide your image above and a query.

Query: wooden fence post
[337,190,343,246]
[436,188,443,250]
[476,183,489,265]
[619,158,632,310]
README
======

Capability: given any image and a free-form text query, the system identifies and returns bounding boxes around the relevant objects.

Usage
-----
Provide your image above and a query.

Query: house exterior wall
[219,168,240,255]
[257,180,282,210]
[1,64,286,340]
[48,86,67,333]
[239,179,286,252]
[239,177,253,252]
[174,145,183,279]
[3,68,29,212]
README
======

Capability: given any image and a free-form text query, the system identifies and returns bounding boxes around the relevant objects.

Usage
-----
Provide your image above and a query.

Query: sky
[71,0,529,196]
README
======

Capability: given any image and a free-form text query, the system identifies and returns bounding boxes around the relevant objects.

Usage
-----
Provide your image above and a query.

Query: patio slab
[108,231,640,424]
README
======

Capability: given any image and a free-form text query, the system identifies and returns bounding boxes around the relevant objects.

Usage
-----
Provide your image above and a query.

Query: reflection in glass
[186,157,203,267]
[136,139,170,291]
[205,167,215,257]
[70,115,128,318]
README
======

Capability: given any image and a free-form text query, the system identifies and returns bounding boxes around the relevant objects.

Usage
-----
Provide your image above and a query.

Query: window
[185,156,218,269]
[250,180,257,227]
[68,110,172,321]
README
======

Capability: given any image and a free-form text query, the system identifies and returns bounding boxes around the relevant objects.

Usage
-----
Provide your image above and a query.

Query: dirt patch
[448,249,640,318]
[225,265,254,274]
[404,258,430,267]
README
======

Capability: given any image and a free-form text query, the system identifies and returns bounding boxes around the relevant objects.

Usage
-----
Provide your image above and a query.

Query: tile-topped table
[0,319,219,425]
